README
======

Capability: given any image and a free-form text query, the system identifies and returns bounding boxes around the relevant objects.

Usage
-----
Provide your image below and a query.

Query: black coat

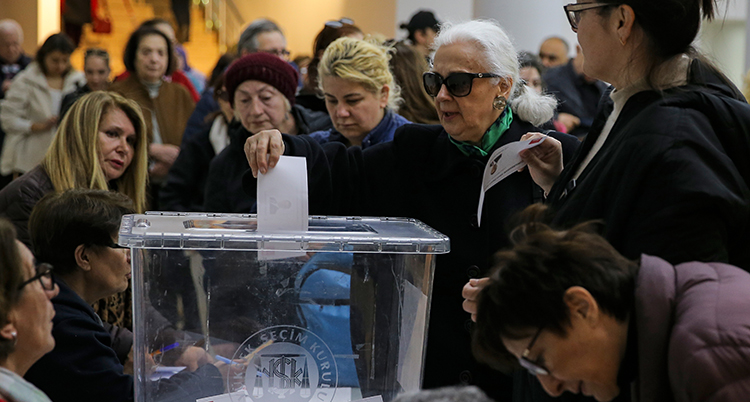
[543,61,608,138]
[160,118,242,212]
[203,104,331,213]
[242,118,579,399]
[0,165,53,246]
[24,279,223,402]
[548,59,750,271]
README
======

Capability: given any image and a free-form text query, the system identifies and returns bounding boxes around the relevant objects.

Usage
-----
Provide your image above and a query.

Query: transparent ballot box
[120,213,450,402]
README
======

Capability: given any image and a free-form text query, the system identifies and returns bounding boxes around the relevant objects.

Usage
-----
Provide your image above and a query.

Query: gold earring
[620,37,626,46]
[493,95,507,111]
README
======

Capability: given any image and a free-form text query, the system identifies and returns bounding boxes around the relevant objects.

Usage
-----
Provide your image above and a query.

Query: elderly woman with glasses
[0,218,57,402]
[23,189,225,402]
[242,20,578,399]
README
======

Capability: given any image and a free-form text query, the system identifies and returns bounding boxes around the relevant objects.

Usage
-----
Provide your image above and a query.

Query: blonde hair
[42,91,149,213]
[317,37,402,111]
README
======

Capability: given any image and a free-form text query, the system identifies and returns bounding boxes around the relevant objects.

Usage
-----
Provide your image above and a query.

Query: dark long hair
[123,27,177,77]
[388,41,439,124]
[35,33,75,76]
[597,0,722,90]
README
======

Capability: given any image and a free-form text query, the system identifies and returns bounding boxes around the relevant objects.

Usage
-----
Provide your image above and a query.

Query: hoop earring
[493,95,507,112]
[10,331,17,347]
[619,37,626,46]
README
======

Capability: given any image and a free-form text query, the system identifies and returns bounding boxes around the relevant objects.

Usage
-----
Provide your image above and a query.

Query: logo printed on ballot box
[230,326,338,402]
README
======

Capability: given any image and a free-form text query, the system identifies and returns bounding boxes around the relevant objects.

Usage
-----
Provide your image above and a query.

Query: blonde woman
[0,91,147,337]
[0,91,148,245]
[309,37,410,148]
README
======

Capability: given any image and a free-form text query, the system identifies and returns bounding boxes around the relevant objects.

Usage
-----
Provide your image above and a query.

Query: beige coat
[0,62,84,175]
[109,75,195,146]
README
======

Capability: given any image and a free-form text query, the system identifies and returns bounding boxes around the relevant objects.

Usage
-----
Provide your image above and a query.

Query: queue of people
[0,2,748,402]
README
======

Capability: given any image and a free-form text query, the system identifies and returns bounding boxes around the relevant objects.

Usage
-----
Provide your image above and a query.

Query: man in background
[237,18,290,60]
[538,36,570,68]
[543,45,608,138]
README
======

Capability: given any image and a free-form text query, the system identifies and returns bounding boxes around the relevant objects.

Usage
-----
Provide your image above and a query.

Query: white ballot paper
[257,155,309,260]
[477,136,547,227]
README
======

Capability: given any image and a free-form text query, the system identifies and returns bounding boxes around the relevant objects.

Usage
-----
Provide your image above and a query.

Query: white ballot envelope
[257,155,309,260]
[477,136,547,226]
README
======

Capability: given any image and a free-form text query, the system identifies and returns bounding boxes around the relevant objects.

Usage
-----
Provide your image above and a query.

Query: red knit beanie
[225,52,299,107]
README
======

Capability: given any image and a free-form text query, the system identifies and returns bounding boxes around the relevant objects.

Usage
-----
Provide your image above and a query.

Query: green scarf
[450,106,513,157]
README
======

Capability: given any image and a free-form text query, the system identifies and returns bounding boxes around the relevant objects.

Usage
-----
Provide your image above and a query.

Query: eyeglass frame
[563,2,616,31]
[422,71,501,98]
[262,48,291,59]
[105,241,129,250]
[18,263,55,291]
[518,326,551,376]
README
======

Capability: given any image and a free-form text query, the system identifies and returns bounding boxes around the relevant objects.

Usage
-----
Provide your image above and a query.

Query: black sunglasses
[519,326,550,376]
[563,2,615,31]
[18,263,55,291]
[422,72,500,98]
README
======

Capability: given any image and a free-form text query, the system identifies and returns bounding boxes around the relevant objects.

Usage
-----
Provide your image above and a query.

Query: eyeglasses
[564,2,615,31]
[324,18,354,29]
[105,241,129,250]
[518,326,550,376]
[18,263,55,291]
[262,48,291,59]
[422,72,500,98]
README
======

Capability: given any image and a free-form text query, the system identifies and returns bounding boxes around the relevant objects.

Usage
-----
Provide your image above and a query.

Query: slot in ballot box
[120,213,449,402]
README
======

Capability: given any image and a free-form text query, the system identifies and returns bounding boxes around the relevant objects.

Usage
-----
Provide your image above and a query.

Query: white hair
[433,20,556,127]
[0,19,23,42]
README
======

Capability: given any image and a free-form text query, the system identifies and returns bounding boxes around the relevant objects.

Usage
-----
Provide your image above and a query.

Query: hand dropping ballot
[476,136,546,226]
[257,155,309,260]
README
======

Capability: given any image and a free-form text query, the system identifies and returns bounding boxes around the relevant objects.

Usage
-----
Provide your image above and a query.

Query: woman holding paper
[242,20,578,400]
[516,0,750,269]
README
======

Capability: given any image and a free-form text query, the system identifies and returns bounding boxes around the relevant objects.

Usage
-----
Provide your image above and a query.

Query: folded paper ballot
[256,155,309,260]
[477,137,546,226]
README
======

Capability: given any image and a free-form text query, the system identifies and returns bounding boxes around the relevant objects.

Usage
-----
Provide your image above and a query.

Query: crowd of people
[0,0,748,401]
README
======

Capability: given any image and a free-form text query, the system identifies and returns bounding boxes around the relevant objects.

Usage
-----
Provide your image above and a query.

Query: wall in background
[0,0,61,55]
[395,0,473,40]
[232,0,396,59]
[474,0,576,58]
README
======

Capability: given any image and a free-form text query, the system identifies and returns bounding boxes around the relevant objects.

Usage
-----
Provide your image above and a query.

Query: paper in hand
[257,155,309,260]
[476,136,547,227]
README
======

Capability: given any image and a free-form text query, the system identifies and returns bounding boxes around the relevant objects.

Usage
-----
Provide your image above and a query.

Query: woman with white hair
[242,20,579,399]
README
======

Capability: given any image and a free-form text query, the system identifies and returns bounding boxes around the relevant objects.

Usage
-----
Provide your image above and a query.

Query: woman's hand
[31,116,58,132]
[244,129,285,178]
[519,132,563,194]
[557,113,581,132]
[462,278,490,322]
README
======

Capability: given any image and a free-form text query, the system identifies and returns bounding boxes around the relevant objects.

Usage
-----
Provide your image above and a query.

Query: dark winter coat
[241,117,579,400]
[24,279,223,402]
[203,104,331,213]
[547,59,750,271]
[0,165,53,246]
[160,118,241,212]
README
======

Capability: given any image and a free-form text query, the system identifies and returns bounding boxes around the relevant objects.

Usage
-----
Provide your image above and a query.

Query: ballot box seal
[230,325,339,402]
